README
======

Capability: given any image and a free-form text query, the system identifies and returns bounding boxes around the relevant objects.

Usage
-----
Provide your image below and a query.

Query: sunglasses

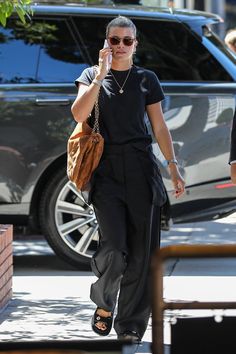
[108,36,135,46]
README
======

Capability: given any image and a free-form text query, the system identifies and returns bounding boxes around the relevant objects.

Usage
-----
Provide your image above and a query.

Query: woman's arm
[146,102,185,198]
[231,163,236,184]
[71,47,112,122]
[71,82,101,122]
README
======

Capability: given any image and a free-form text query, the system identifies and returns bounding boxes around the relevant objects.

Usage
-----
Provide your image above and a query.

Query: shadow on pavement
[0,294,96,340]
[13,254,91,273]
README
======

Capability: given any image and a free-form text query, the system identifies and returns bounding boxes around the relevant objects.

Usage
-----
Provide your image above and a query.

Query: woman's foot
[117,330,141,343]
[91,308,113,336]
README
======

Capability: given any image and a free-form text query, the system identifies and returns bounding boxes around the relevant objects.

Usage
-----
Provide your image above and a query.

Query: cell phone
[103,39,112,69]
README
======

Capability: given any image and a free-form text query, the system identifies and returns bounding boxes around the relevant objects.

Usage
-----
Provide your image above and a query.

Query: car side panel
[157,83,236,219]
[0,85,76,204]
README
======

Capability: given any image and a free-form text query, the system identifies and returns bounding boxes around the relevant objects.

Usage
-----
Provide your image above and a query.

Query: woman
[71,16,185,342]
[224,28,236,54]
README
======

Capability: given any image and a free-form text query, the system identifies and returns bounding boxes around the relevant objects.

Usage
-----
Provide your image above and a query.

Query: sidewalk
[0,213,236,353]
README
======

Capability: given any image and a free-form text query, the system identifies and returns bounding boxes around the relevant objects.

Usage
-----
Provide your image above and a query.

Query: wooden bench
[151,244,236,354]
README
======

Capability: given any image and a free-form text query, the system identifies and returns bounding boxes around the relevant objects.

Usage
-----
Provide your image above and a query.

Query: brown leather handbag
[67,91,104,191]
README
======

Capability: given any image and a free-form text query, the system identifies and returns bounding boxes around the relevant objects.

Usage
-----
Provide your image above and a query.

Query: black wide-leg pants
[90,143,161,339]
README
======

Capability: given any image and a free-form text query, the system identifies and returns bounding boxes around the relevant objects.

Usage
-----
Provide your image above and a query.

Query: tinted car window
[204,25,236,64]
[72,16,108,65]
[135,19,233,82]
[73,16,232,82]
[0,18,89,84]
[0,20,39,83]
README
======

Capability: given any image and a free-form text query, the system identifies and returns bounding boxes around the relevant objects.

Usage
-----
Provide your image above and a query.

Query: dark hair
[225,28,236,46]
[106,16,137,38]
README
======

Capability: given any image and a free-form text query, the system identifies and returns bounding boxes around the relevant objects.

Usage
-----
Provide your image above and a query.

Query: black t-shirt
[75,65,165,145]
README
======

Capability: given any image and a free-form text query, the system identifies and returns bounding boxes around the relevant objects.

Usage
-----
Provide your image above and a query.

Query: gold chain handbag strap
[92,66,101,134]
[93,93,100,134]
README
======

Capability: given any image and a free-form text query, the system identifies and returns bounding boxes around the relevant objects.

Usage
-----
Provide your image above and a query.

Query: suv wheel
[39,169,99,268]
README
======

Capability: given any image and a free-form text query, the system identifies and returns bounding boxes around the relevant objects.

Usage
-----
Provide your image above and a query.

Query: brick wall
[0,225,13,311]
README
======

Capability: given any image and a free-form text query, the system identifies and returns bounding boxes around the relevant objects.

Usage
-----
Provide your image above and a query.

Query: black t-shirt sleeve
[145,71,165,105]
[74,66,95,88]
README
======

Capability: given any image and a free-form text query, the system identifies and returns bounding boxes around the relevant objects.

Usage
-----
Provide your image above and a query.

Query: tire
[39,168,99,268]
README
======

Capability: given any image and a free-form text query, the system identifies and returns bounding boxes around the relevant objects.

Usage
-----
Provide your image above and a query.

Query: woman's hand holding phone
[103,40,112,69]
[96,40,112,80]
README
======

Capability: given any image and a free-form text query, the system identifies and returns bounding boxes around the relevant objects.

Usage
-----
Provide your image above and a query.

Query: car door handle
[35,98,71,106]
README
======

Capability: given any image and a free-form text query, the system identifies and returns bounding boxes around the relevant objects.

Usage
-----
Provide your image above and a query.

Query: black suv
[0,3,236,267]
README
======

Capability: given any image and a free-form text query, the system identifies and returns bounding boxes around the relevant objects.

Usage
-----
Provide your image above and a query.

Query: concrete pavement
[0,213,236,353]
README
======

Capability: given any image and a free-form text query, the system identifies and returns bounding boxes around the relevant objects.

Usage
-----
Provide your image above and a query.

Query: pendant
[119,89,124,94]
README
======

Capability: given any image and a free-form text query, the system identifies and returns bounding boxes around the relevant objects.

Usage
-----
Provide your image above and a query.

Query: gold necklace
[109,67,132,94]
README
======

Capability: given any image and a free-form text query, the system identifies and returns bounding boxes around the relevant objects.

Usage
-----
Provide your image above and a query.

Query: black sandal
[91,308,113,336]
[118,330,141,343]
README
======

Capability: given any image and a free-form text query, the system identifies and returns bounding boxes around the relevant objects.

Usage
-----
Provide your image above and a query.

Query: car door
[0,15,90,214]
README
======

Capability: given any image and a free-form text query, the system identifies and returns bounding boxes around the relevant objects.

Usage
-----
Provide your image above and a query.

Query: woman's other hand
[231,163,236,184]
[168,164,185,198]
[96,47,113,80]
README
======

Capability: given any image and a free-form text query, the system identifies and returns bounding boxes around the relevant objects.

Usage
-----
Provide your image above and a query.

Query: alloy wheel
[55,181,99,259]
